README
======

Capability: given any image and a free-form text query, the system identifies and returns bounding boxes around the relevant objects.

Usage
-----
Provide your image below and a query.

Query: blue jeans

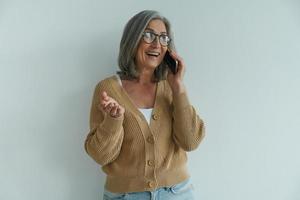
[103,179,195,200]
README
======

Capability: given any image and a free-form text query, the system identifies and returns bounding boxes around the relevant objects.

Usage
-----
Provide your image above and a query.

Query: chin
[151,64,161,70]
[144,62,159,69]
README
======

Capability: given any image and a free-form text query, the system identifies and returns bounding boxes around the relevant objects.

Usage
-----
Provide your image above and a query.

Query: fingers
[102,102,120,117]
[101,91,110,102]
[101,91,114,105]
[103,102,116,113]
[111,104,125,118]
[109,103,119,117]
[168,51,185,78]
[169,51,185,70]
[169,51,184,65]
[100,91,125,118]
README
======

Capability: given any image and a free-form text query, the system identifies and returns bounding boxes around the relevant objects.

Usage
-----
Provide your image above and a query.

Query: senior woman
[84,10,205,200]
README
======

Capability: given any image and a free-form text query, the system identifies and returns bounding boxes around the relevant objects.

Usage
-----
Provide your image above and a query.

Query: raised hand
[100,91,125,118]
[167,50,186,95]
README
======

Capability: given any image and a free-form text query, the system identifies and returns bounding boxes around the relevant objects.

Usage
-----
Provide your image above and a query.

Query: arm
[166,51,205,151]
[84,83,124,166]
[172,92,205,151]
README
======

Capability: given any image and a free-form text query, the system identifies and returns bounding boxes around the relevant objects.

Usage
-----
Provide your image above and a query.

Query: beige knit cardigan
[84,75,205,193]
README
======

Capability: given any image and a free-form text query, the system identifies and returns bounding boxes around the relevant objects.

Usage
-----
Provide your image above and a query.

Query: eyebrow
[145,28,167,34]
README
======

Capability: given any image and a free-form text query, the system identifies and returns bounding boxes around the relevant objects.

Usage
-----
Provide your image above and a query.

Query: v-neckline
[112,75,160,119]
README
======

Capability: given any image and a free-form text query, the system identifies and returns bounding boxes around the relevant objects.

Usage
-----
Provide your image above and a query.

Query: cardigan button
[147,136,154,144]
[147,160,154,166]
[148,181,155,188]
[152,114,159,120]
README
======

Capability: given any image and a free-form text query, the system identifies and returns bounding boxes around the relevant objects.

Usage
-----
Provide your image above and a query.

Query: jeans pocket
[103,189,126,200]
[170,179,193,194]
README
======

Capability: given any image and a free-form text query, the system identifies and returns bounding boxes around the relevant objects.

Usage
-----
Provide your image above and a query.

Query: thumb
[101,91,109,100]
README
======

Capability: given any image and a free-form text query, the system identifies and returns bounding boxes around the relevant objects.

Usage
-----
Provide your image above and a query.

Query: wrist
[171,82,186,95]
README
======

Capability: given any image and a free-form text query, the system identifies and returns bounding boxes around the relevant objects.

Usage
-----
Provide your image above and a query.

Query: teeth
[146,52,160,56]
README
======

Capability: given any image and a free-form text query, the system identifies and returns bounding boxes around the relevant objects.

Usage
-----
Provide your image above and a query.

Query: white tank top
[116,75,153,125]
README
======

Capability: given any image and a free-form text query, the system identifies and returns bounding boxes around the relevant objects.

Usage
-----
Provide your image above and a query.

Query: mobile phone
[164,50,178,74]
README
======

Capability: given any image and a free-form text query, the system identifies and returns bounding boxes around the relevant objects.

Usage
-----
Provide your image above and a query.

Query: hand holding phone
[164,50,178,74]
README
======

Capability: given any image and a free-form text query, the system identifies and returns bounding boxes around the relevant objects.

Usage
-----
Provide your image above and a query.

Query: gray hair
[117,10,176,82]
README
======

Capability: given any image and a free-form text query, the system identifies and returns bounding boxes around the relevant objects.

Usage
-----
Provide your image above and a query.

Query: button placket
[137,112,158,190]
[145,136,155,175]
[144,130,157,188]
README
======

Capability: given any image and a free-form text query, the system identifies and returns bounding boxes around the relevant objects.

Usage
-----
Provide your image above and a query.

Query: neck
[136,67,155,85]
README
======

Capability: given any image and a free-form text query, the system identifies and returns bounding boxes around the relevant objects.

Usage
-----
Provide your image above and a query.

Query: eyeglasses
[142,31,171,46]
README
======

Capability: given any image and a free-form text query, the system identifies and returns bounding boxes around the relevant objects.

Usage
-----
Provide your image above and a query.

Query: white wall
[1,0,300,199]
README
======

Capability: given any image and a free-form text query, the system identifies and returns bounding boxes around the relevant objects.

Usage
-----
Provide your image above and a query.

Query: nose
[151,36,161,48]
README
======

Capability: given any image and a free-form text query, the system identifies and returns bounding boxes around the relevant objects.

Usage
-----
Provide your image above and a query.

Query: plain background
[1,0,300,199]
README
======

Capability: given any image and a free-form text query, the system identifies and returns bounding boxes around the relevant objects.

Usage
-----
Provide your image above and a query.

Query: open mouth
[146,51,160,57]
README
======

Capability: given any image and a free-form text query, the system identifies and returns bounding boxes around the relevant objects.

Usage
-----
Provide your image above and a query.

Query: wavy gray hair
[117,10,176,82]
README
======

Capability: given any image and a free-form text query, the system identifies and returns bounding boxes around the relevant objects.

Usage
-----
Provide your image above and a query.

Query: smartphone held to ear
[164,50,178,74]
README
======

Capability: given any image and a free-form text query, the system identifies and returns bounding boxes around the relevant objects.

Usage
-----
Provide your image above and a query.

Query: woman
[84,10,205,200]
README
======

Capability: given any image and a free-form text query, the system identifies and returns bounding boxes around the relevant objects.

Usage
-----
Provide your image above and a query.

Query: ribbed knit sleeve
[84,81,124,166]
[172,92,205,151]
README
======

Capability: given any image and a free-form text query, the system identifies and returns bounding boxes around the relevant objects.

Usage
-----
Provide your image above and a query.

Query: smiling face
[135,19,168,72]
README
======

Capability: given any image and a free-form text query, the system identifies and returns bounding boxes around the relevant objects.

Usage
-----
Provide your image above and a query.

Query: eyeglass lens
[143,32,170,46]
